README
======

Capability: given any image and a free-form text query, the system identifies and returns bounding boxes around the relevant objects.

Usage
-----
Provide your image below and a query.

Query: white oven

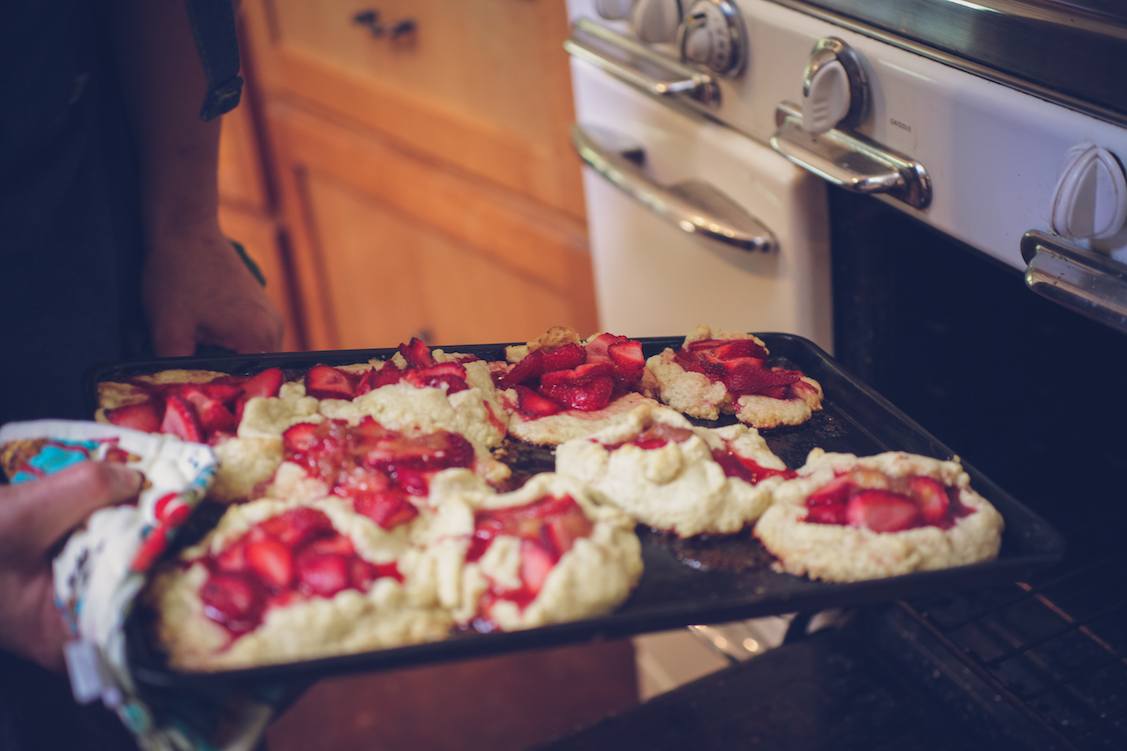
[565,0,1127,700]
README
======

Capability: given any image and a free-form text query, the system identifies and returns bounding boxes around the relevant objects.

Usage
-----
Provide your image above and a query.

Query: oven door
[569,55,833,351]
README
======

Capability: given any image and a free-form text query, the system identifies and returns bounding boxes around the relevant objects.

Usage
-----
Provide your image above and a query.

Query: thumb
[150,309,198,357]
[0,462,143,560]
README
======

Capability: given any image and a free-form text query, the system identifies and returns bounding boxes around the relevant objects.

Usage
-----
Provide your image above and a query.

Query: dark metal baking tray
[94,334,1065,689]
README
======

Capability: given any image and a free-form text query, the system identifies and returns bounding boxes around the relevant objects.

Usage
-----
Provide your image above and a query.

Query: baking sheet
[92,334,1065,689]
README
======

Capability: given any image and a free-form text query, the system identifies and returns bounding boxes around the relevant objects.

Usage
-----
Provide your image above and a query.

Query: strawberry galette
[419,471,643,632]
[644,325,823,428]
[266,416,509,533]
[497,327,662,445]
[556,404,794,537]
[753,450,1004,582]
[149,500,451,670]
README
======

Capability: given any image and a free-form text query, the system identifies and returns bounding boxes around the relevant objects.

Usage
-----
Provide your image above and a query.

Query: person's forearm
[111,0,221,239]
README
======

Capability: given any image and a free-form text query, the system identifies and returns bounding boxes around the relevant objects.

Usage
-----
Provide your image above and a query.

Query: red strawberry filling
[465,495,593,626]
[502,333,646,420]
[602,422,695,451]
[673,338,806,401]
[109,367,286,443]
[711,449,796,484]
[280,417,474,529]
[361,339,471,395]
[196,507,401,639]
[802,469,975,532]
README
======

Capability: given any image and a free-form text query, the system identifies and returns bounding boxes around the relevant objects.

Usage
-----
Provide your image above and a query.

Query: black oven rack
[97,334,1067,690]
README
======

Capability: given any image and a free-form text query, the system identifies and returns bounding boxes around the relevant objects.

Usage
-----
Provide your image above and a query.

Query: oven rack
[905,519,1127,750]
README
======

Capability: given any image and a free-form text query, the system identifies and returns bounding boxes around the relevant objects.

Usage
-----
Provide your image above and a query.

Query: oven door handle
[770,102,932,209]
[1021,230,1127,333]
[564,18,720,105]
[571,124,776,253]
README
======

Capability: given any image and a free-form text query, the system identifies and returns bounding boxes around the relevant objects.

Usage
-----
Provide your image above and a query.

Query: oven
[561,0,1127,745]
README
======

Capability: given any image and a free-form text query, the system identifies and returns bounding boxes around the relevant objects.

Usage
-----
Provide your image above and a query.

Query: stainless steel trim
[765,0,1127,128]
[572,124,777,252]
[564,18,721,105]
[1021,230,1127,333]
[770,101,932,208]
[686,625,746,664]
[802,37,867,128]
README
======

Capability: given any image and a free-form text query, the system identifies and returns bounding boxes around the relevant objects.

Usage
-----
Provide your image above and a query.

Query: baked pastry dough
[417,471,643,631]
[149,498,451,670]
[754,450,1004,582]
[644,325,823,428]
[556,404,792,536]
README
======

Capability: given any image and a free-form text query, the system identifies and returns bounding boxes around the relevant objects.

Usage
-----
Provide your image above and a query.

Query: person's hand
[143,221,284,357]
[0,462,142,669]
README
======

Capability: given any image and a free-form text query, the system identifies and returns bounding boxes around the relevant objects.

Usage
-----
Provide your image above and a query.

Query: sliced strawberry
[543,511,593,558]
[404,362,469,393]
[215,541,248,573]
[712,450,796,484]
[353,490,419,529]
[623,423,695,450]
[260,507,335,548]
[374,363,406,388]
[499,349,544,388]
[160,395,203,442]
[304,365,356,400]
[398,337,435,369]
[908,476,950,525]
[804,503,849,525]
[200,573,262,631]
[179,386,237,435]
[389,465,430,496]
[687,338,769,360]
[354,368,379,396]
[607,340,645,383]
[540,343,586,373]
[585,333,627,363]
[542,376,613,412]
[673,347,711,376]
[362,431,474,472]
[807,474,853,507]
[246,538,295,589]
[349,558,378,590]
[303,534,355,557]
[720,361,802,397]
[295,551,350,597]
[520,540,555,595]
[282,422,322,454]
[515,385,563,418]
[105,401,162,433]
[846,490,922,533]
[241,367,284,400]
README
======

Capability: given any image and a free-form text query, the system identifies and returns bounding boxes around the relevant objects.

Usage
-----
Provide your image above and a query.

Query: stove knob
[631,0,682,44]
[1051,143,1127,240]
[679,0,747,76]
[595,0,636,21]
[801,37,866,136]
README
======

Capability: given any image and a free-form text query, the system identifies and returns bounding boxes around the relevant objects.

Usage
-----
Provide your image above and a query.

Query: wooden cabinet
[223,1,596,351]
[267,103,593,349]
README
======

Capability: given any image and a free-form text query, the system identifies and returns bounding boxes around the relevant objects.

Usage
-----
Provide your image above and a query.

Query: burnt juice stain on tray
[494,438,556,490]
[647,529,778,573]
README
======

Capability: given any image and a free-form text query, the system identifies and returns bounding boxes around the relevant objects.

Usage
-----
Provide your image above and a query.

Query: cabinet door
[269,104,595,350]
[241,0,583,219]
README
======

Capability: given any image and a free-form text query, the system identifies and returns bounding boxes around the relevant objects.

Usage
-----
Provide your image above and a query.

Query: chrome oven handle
[564,18,720,105]
[770,101,932,209]
[572,124,776,253]
[1021,230,1127,333]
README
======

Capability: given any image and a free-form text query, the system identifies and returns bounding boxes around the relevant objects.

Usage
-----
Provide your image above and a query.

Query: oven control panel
[680,0,748,75]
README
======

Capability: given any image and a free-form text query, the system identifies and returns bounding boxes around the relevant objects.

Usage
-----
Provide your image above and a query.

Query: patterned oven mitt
[0,420,287,751]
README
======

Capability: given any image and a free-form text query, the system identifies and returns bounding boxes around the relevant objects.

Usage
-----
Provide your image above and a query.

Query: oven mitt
[0,420,295,751]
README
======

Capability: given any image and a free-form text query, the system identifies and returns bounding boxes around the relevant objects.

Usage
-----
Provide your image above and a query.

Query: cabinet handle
[1021,230,1127,333]
[351,9,416,40]
[572,123,776,253]
[564,18,720,105]
[770,101,932,209]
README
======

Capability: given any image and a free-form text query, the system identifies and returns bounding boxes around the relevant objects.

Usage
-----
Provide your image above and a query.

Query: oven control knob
[631,0,682,43]
[1050,143,1127,240]
[679,0,747,76]
[595,0,636,21]
[801,37,867,136]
